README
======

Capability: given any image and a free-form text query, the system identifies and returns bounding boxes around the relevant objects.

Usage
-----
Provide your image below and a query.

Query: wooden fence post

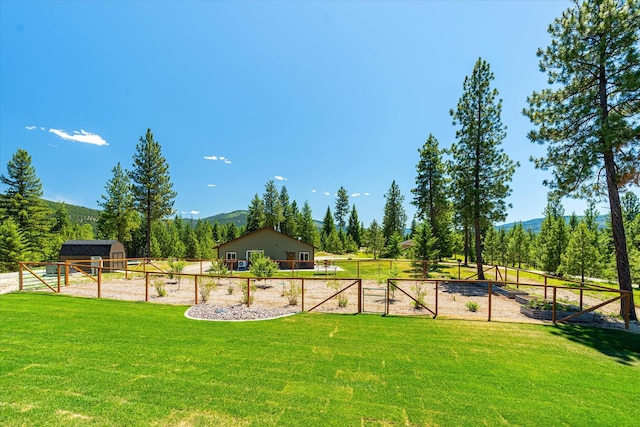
[194,275,199,305]
[301,278,305,311]
[488,282,492,322]
[145,273,149,302]
[19,263,23,291]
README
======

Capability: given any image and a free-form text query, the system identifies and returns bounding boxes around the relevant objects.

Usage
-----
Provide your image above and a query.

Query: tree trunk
[604,149,637,321]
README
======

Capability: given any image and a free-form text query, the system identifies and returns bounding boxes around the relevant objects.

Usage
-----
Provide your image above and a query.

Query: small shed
[217,227,314,270]
[58,240,126,271]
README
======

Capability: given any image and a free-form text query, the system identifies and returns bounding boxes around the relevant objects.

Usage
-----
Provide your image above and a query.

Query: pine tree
[335,186,349,231]
[384,232,403,259]
[0,217,28,272]
[263,180,283,230]
[560,221,601,282]
[226,222,239,242]
[246,194,265,233]
[382,180,407,243]
[411,134,452,257]
[523,0,639,319]
[507,222,529,269]
[450,58,518,280]
[346,205,362,247]
[0,149,52,260]
[299,201,318,247]
[97,162,140,248]
[279,187,294,236]
[321,207,335,250]
[411,221,439,263]
[130,129,177,257]
[364,219,385,259]
[483,226,499,265]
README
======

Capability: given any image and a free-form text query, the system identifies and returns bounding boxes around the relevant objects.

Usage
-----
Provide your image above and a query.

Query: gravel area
[186,303,300,321]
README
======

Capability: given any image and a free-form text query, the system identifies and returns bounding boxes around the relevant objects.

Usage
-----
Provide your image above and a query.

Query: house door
[286,252,296,260]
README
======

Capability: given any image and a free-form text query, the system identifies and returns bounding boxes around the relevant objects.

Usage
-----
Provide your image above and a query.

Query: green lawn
[1,293,639,426]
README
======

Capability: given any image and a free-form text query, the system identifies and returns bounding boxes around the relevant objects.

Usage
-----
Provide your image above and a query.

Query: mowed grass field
[1,293,639,426]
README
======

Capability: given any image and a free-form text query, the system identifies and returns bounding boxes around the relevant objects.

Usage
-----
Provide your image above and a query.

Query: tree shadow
[550,324,640,365]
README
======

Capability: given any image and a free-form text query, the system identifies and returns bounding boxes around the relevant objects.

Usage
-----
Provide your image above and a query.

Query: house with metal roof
[217,227,314,270]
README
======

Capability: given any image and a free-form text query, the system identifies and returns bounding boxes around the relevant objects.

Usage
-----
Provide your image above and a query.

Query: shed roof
[217,227,315,250]
[59,240,121,257]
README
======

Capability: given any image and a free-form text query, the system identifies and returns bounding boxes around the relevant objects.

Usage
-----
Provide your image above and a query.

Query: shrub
[249,253,279,288]
[327,279,349,308]
[239,280,256,306]
[411,283,427,309]
[167,258,187,289]
[465,301,479,312]
[208,259,229,285]
[284,281,301,306]
[153,279,167,297]
[227,284,234,295]
[199,278,216,304]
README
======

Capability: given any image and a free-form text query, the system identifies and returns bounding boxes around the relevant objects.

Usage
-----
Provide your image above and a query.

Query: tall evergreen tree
[507,222,529,269]
[382,180,407,243]
[320,206,335,250]
[226,222,239,242]
[450,58,518,279]
[411,221,440,265]
[0,217,28,272]
[364,219,385,259]
[263,180,283,230]
[299,201,318,246]
[97,162,139,248]
[537,198,568,274]
[0,149,52,260]
[346,205,362,247]
[524,0,639,319]
[246,194,265,233]
[334,186,349,231]
[130,129,176,257]
[560,221,601,282]
[411,134,451,257]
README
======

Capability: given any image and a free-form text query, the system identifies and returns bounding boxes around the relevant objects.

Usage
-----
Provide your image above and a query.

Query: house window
[246,250,264,260]
[299,252,310,261]
[225,252,237,260]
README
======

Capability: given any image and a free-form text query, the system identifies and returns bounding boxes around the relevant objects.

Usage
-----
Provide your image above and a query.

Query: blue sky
[0,0,623,226]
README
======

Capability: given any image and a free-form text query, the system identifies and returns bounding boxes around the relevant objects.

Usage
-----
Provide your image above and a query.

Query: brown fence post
[488,282,492,322]
[194,275,199,305]
[435,280,439,317]
[97,265,102,298]
[385,280,390,315]
[552,287,557,323]
[19,263,23,291]
[301,278,305,311]
[457,260,461,279]
[57,264,61,293]
[579,284,584,310]
[145,273,149,302]
[544,276,548,300]
[504,266,508,282]
[358,279,362,314]
[247,278,251,307]
[65,261,70,286]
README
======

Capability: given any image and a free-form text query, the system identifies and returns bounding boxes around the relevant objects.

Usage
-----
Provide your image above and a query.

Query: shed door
[286,251,296,261]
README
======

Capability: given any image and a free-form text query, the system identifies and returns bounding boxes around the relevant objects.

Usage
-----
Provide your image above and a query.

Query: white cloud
[25,125,36,130]
[364,192,370,196]
[351,193,361,197]
[204,154,232,164]
[49,128,108,146]
[322,191,330,196]
[274,176,288,181]
[207,184,216,187]
[40,127,46,131]
[311,189,317,193]
[190,210,200,215]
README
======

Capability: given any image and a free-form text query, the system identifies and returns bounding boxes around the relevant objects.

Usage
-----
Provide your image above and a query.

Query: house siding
[218,228,314,269]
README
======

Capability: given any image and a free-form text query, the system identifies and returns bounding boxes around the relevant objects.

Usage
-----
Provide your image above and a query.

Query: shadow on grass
[550,324,640,365]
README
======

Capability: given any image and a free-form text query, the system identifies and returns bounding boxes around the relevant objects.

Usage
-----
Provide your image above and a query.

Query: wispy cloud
[364,192,370,196]
[204,155,232,164]
[207,184,216,187]
[351,193,361,197]
[322,191,330,196]
[190,210,200,215]
[274,176,288,181]
[25,125,36,130]
[311,189,317,193]
[49,128,108,146]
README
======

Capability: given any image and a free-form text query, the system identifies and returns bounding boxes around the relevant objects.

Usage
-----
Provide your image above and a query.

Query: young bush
[167,258,187,290]
[327,279,348,308]
[410,283,427,309]
[465,301,479,312]
[208,259,229,285]
[153,279,167,297]
[227,284,234,295]
[240,280,256,306]
[284,281,301,306]
[249,253,279,288]
[199,278,216,304]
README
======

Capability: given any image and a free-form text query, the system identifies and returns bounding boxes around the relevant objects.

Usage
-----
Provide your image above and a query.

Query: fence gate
[362,286,387,314]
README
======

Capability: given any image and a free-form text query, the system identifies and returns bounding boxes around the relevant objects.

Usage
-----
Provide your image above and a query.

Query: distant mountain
[44,200,101,228]
[497,215,608,233]
[202,210,248,227]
